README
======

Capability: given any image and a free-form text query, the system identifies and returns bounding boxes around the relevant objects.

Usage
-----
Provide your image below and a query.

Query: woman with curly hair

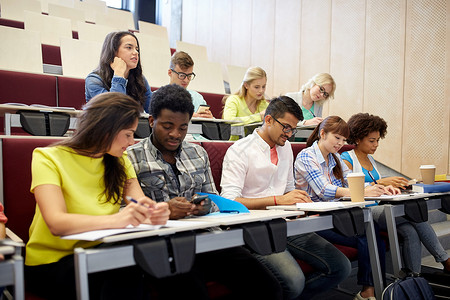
[342,113,410,188]
[342,113,450,275]
[85,31,152,112]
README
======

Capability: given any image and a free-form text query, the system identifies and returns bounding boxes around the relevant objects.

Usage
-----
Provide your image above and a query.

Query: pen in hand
[126,196,154,209]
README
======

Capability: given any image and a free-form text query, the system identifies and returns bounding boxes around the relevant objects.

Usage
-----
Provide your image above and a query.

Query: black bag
[382,272,435,300]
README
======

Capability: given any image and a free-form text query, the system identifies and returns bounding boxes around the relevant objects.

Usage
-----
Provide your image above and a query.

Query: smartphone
[191,194,209,204]
[196,105,210,114]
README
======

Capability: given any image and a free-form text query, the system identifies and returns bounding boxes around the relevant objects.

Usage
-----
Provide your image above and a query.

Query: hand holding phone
[190,194,209,204]
[196,105,210,114]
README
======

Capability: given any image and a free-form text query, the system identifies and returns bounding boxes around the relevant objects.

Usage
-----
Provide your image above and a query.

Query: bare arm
[235,190,311,210]
[377,176,409,189]
[303,117,323,125]
[343,159,353,171]
[35,183,160,236]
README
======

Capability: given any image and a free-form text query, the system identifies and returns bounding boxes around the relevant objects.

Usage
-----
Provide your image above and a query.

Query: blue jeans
[254,232,351,300]
[317,225,386,287]
[372,207,449,273]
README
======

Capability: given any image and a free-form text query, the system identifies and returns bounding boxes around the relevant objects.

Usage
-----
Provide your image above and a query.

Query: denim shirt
[85,71,152,113]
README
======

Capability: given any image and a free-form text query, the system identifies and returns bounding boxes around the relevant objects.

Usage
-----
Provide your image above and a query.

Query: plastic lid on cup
[347,172,365,177]
[419,165,436,169]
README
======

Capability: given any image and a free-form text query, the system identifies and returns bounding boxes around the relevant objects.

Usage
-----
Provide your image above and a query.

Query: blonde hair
[223,66,267,104]
[301,73,336,104]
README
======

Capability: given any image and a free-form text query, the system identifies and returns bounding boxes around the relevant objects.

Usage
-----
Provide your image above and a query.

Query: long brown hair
[94,31,147,109]
[307,116,349,184]
[58,92,141,204]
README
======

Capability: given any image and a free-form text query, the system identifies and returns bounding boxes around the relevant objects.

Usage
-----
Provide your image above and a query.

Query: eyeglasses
[318,85,329,99]
[171,69,196,81]
[272,117,298,135]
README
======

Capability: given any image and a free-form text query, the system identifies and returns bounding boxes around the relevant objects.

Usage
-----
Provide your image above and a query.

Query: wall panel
[272,0,302,96]
[299,0,332,86]
[299,0,332,116]
[329,0,366,120]
[402,0,449,178]
[364,0,406,172]
[179,0,450,177]
[250,0,276,97]
[230,0,253,68]
[210,1,232,65]
[194,0,212,52]
[448,1,450,177]
[181,0,197,43]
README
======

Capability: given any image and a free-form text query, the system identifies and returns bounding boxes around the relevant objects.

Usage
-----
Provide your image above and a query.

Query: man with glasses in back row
[220,96,351,299]
[168,51,214,119]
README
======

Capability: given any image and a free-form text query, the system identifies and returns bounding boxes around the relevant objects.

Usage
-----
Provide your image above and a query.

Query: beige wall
[181,0,450,179]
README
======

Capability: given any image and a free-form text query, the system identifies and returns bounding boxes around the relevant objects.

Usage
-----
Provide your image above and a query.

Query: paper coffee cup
[347,172,365,202]
[420,165,436,185]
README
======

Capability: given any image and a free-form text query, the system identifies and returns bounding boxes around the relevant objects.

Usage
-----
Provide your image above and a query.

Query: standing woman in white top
[286,73,336,125]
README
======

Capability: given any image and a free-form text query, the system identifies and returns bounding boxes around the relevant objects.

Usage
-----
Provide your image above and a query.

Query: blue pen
[126,196,152,208]
[309,108,316,118]
[368,171,378,185]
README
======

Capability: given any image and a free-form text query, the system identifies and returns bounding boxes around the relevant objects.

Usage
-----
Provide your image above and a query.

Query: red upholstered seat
[291,143,308,159]
[0,70,57,106]
[0,70,58,134]
[3,138,63,243]
[197,92,225,119]
[0,18,25,29]
[57,76,86,109]
[200,141,234,193]
[42,44,62,66]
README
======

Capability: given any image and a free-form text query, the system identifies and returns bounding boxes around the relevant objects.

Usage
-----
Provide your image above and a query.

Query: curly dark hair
[95,31,147,109]
[346,113,387,145]
[150,84,194,119]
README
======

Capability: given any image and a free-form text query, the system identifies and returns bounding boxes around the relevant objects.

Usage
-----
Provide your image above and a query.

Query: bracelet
[274,196,277,205]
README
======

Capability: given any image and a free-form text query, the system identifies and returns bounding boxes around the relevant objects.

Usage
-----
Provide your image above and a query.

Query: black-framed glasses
[318,85,329,99]
[272,116,298,135]
[171,69,196,81]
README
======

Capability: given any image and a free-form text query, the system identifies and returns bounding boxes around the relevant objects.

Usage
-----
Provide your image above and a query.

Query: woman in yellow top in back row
[222,66,269,140]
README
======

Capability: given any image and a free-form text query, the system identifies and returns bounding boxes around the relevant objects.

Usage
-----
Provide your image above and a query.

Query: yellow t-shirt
[222,95,269,140]
[25,146,136,266]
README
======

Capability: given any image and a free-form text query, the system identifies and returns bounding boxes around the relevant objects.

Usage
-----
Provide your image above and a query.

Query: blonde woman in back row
[223,66,269,140]
[286,73,336,126]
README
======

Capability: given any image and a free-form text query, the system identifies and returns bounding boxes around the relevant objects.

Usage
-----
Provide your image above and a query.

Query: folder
[197,192,250,213]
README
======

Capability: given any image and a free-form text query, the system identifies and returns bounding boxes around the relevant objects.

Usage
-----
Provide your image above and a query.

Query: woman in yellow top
[223,66,269,140]
[25,92,170,299]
